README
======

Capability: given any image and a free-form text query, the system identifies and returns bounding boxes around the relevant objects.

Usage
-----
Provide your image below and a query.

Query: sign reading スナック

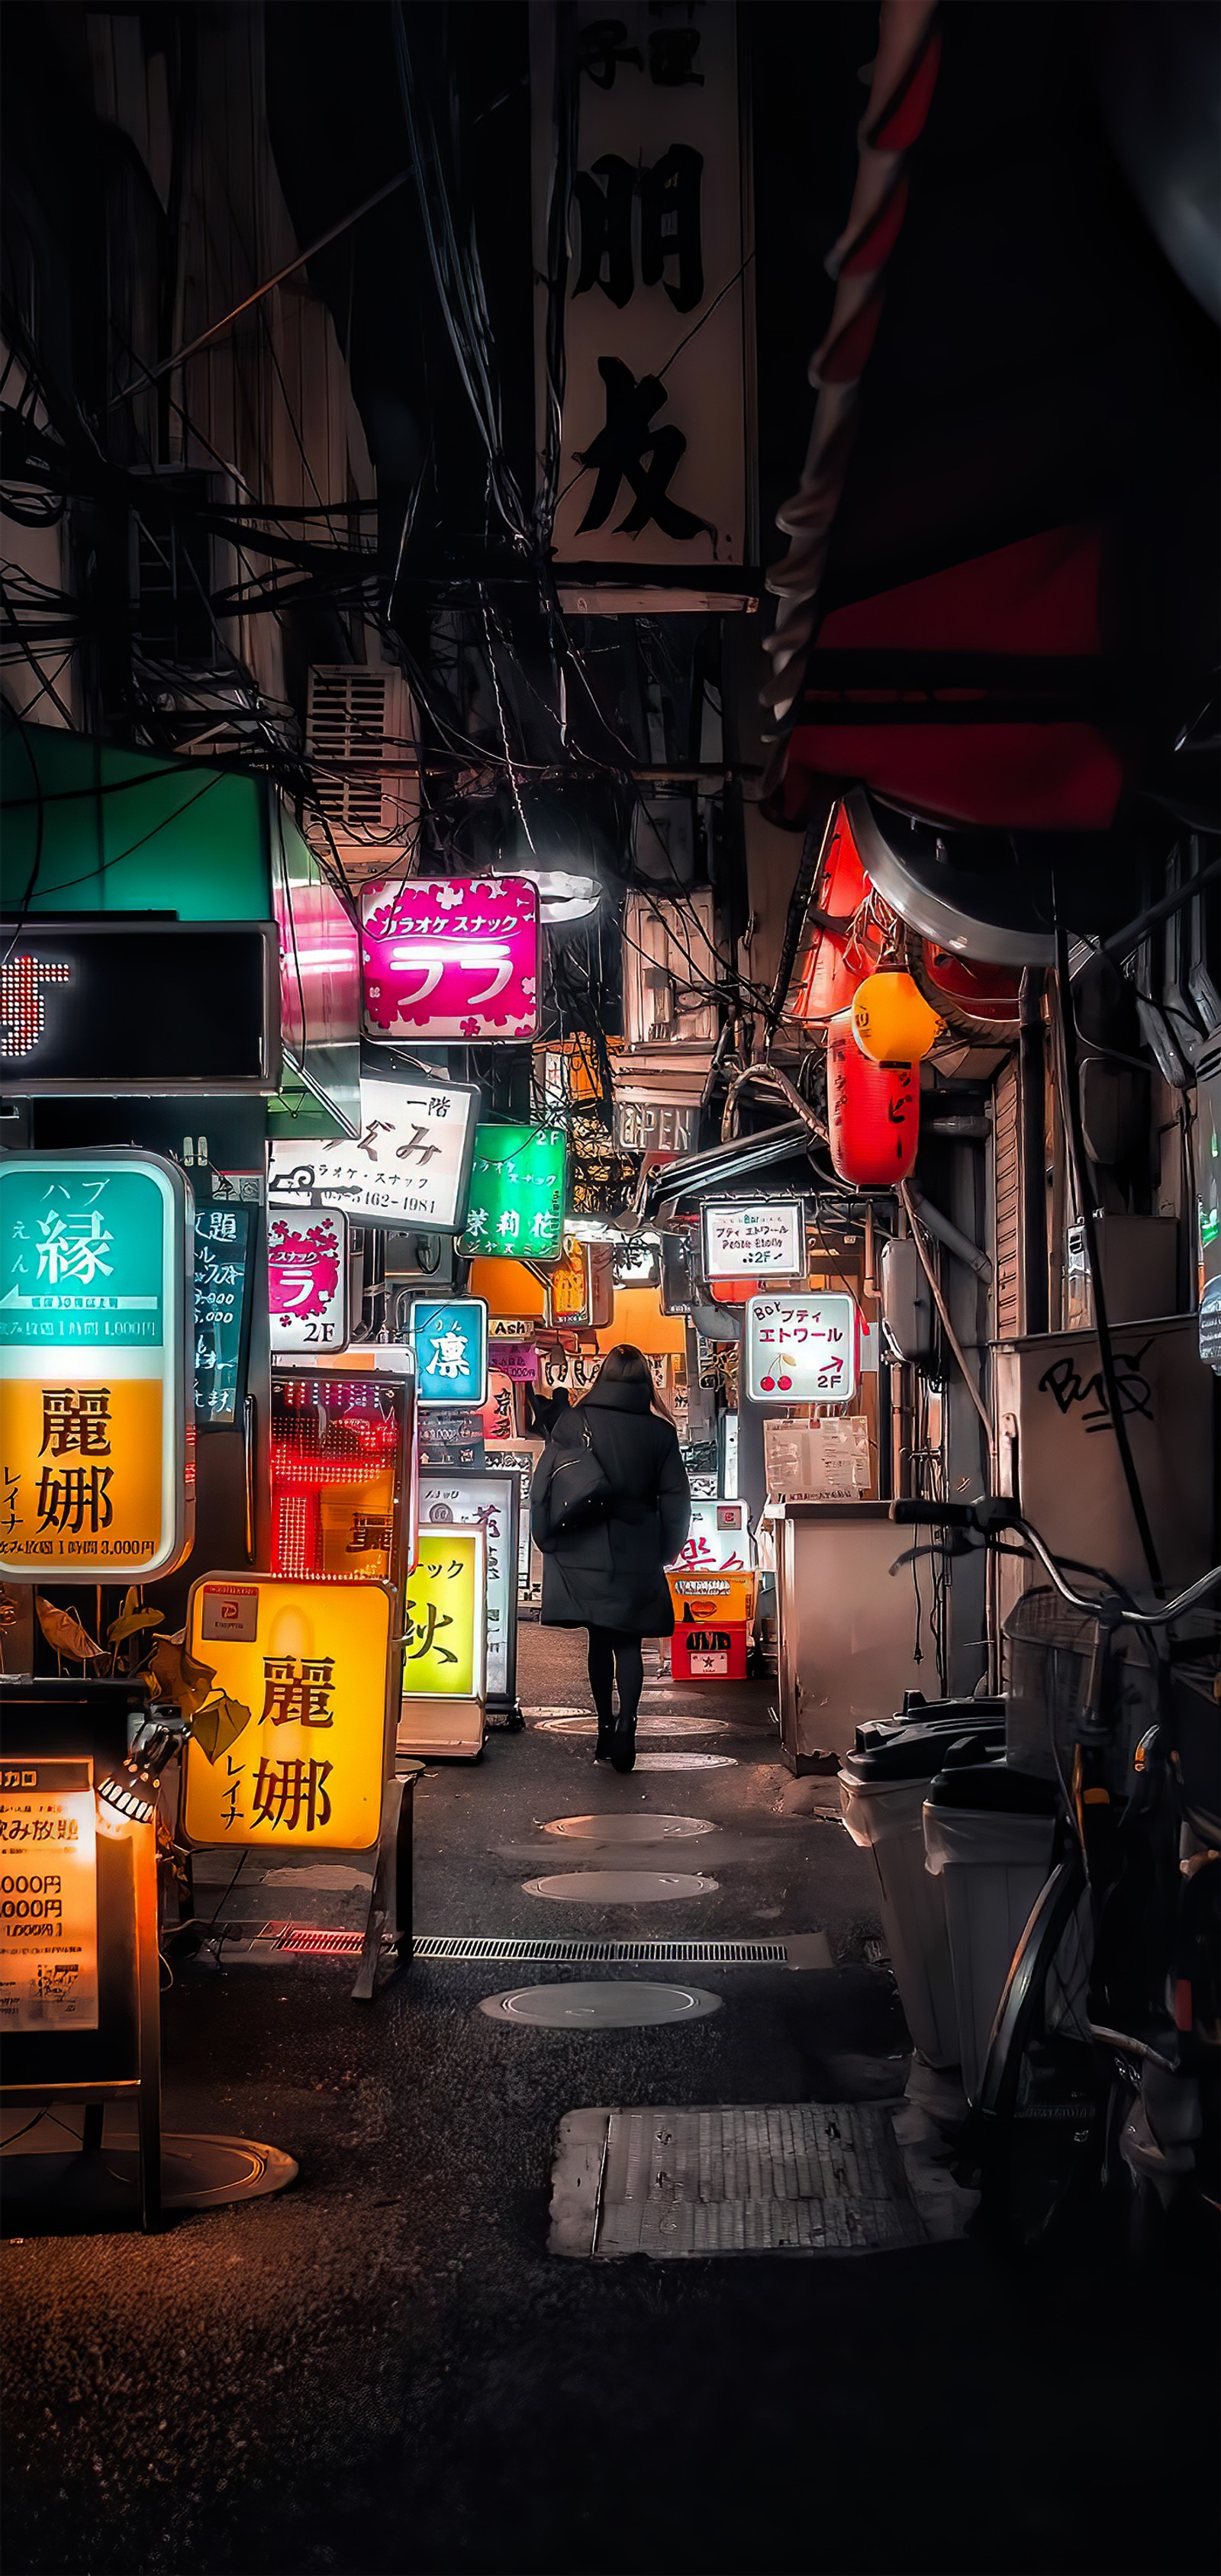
[362,878,540,1044]
[267,1207,349,1354]
[746,1294,859,1406]
[531,0,752,604]
[0,1154,192,1582]
[702,1201,803,1282]
[268,1078,478,1230]
[182,1579,393,1851]
[418,1474,515,1699]
[410,1298,489,1410]
[403,1528,485,1699]
[0,1758,99,2032]
[459,1125,567,1262]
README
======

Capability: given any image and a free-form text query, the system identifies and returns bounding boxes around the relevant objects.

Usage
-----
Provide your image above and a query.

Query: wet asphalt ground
[3,1628,1218,2576]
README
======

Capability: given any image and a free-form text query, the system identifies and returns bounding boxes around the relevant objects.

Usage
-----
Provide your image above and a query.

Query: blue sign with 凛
[409,1297,488,1410]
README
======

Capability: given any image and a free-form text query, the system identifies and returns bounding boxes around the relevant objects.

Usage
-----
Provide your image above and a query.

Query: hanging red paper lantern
[826,1010,920,1185]
[793,807,889,1022]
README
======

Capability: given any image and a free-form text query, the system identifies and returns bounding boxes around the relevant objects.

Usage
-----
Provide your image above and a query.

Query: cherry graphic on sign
[778,1374,792,1390]
[760,1375,775,1392]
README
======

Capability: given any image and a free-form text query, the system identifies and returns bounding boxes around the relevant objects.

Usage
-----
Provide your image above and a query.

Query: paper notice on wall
[763,1416,871,1503]
[0,1759,99,2031]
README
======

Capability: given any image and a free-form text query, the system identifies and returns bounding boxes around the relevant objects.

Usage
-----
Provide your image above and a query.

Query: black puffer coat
[530,1376,691,1635]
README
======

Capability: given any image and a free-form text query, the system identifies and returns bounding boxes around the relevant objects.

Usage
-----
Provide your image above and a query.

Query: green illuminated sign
[459,1125,566,1261]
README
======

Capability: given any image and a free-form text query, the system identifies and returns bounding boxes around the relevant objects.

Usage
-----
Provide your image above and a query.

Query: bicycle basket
[1003,1586,1155,1788]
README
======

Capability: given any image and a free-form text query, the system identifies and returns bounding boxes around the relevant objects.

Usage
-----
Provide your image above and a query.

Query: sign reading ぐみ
[362,878,540,1042]
[182,1577,394,1851]
[746,1295,859,1404]
[268,1077,478,1229]
[267,1208,348,1353]
[0,1153,192,1582]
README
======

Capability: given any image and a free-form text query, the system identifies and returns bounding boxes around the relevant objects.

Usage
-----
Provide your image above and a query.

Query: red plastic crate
[670,1620,749,1683]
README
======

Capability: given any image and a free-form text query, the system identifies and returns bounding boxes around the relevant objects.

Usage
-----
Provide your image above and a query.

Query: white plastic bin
[839,1753,961,2066]
[923,1766,1057,2101]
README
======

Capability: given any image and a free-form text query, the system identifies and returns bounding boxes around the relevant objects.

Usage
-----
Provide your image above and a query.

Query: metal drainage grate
[279,1927,366,1956]
[412,1934,788,1964]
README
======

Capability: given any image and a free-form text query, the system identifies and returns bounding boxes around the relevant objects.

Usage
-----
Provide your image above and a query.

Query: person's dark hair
[596,1343,673,1422]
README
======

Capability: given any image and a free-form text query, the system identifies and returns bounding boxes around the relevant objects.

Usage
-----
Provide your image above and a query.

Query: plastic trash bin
[839,1718,1005,2067]
[923,1760,1058,2102]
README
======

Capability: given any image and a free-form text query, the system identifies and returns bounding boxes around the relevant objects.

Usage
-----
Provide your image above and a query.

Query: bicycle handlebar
[888,1500,1221,1628]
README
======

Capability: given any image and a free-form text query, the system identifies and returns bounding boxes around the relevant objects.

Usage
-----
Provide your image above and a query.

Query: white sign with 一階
[267,1208,349,1354]
[0,1758,98,2031]
[746,1295,859,1405]
[268,1079,478,1230]
[530,0,751,605]
[668,1496,750,1575]
[702,1201,803,1281]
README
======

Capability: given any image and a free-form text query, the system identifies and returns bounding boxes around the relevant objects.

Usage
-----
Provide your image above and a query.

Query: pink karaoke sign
[361,877,540,1043]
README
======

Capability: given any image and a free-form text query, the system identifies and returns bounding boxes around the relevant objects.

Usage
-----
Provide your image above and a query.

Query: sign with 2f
[267,1209,348,1354]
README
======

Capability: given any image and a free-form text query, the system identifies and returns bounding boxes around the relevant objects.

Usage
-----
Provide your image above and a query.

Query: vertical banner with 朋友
[0,1154,192,1583]
[532,0,752,606]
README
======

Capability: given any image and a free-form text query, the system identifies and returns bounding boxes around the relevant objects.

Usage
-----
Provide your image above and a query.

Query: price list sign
[0,1758,99,2032]
[194,1205,253,1426]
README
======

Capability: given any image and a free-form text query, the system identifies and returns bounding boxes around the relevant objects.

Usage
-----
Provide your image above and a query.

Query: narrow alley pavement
[4,1630,1216,2576]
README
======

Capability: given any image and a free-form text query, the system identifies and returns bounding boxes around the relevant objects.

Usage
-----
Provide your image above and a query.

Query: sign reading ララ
[459,1125,566,1261]
[746,1294,859,1405]
[0,1757,98,2032]
[267,1208,348,1354]
[702,1201,803,1281]
[0,1153,192,1581]
[269,1078,478,1229]
[410,1298,489,1410]
[362,878,540,1044]
[183,1578,394,1851]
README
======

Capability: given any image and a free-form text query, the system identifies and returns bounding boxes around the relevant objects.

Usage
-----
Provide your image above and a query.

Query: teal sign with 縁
[0,1165,166,1347]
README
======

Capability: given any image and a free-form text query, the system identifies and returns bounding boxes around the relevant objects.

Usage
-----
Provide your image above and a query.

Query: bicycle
[890,1495,1221,2256]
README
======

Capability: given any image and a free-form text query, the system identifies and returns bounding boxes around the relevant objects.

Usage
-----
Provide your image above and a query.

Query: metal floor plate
[523,1870,717,1903]
[633,1753,737,1771]
[478,1982,722,2029]
[534,1715,731,1737]
[550,2103,927,2259]
[415,1934,790,1963]
[543,1814,714,1841]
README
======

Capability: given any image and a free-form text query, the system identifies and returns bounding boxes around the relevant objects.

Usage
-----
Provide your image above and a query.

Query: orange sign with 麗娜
[182,1577,393,1851]
[0,1378,164,1573]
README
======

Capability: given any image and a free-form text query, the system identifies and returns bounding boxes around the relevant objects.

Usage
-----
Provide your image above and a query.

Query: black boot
[594,1727,614,1763]
[609,1718,636,1774]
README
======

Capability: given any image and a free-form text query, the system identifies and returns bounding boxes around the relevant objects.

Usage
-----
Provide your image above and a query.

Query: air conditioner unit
[620,890,722,1049]
[305,664,417,882]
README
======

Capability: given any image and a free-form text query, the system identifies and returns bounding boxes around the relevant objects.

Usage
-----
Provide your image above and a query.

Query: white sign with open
[703,1202,803,1281]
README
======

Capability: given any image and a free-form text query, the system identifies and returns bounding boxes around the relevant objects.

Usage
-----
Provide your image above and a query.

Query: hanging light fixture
[850,968,943,1064]
[494,867,602,925]
[826,1010,920,1186]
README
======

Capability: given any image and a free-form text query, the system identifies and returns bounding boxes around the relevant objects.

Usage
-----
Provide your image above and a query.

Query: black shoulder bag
[546,1412,613,1536]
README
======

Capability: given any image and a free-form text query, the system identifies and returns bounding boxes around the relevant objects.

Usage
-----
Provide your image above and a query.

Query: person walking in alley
[530,1344,691,1773]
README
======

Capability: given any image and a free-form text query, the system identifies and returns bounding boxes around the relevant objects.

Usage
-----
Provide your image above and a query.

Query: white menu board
[763,1416,871,1502]
[0,1758,98,2032]
[269,1078,478,1228]
[703,1201,803,1280]
[746,1294,859,1404]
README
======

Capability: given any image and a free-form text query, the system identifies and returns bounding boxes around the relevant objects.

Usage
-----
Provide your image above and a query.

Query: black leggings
[586,1626,644,1731]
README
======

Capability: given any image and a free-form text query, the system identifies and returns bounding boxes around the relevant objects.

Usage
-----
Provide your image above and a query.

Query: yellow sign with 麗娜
[182,1576,393,1851]
[402,1529,485,1698]
[0,1379,164,1573]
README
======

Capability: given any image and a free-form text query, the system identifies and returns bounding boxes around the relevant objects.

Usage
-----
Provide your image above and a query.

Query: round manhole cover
[533,1715,730,1737]
[543,1813,714,1841]
[634,1753,738,1770]
[478,1982,722,2028]
[522,1870,718,1901]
